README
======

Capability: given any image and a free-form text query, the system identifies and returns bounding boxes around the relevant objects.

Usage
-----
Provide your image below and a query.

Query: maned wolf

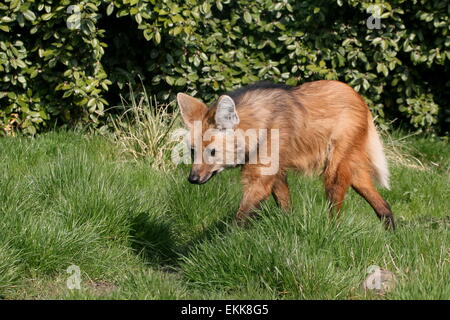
[177,80,395,229]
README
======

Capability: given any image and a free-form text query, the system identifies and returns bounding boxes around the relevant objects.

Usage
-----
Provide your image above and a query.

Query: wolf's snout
[188,172,200,184]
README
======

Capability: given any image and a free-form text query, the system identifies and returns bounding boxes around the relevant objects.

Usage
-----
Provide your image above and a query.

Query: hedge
[0,0,448,135]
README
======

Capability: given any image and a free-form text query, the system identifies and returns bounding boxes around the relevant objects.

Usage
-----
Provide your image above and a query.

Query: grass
[0,130,448,300]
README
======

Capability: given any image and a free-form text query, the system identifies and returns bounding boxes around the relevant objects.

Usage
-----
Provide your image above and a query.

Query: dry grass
[383,131,427,171]
[372,118,427,171]
[108,84,181,172]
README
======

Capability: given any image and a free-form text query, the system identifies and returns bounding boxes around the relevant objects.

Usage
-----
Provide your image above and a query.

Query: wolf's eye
[210,148,216,157]
[190,147,195,160]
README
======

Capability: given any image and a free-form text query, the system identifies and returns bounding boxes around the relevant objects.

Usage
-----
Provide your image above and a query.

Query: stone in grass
[363,265,396,295]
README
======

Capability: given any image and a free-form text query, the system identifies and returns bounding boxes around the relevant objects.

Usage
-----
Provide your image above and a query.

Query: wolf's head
[177,93,241,184]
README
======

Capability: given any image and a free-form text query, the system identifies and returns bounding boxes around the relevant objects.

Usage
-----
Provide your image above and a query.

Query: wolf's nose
[188,173,200,184]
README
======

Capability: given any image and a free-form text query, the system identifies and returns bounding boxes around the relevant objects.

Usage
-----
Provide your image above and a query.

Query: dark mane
[226,81,295,102]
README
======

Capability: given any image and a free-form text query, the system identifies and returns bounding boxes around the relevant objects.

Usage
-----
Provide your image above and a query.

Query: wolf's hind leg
[351,165,395,230]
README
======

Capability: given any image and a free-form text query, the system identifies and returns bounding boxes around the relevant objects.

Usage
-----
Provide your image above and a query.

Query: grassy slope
[0,131,448,299]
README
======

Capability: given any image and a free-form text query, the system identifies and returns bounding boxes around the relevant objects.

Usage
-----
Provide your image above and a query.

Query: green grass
[0,131,448,299]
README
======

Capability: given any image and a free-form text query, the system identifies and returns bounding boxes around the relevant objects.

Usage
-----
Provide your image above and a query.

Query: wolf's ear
[177,93,207,129]
[215,95,239,129]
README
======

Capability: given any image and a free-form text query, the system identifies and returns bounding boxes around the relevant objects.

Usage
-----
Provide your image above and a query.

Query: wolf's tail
[366,114,390,189]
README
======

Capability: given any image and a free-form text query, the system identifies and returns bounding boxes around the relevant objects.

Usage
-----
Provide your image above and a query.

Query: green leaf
[41,13,54,21]
[154,30,161,44]
[87,98,96,107]
[23,10,36,22]
[165,76,175,85]
[107,3,114,16]
[9,0,20,10]
[376,63,388,77]
[175,78,186,86]
[143,29,153,41]
[135,13,142,24]
[244,11,252,24]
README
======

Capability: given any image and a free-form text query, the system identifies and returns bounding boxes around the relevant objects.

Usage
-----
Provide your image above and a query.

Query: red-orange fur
[179,80,395,229]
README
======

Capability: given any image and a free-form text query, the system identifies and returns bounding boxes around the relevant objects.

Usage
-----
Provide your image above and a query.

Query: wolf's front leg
[236,168,276,224]
[272,173,290,210]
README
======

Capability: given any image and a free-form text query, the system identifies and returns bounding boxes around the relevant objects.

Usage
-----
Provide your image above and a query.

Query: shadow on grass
[178,214,237,257]
[128,211,179,268]
[129,208,241,271]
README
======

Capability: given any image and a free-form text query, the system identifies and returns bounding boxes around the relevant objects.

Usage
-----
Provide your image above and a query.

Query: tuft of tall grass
[108,84,181,171]
[382,130,426,171]
[0,242,22,293]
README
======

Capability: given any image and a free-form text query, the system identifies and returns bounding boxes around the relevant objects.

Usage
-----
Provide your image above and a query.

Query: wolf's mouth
[197,169,219,184]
